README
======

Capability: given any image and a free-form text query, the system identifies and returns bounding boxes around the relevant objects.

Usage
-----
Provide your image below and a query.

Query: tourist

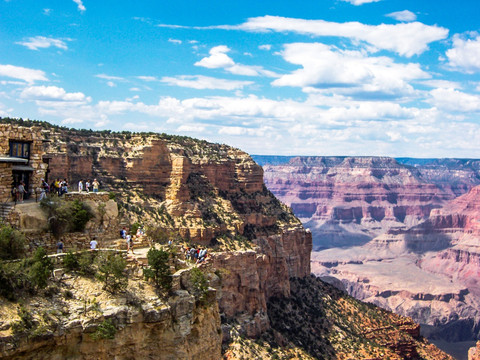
[92,178,100,193]
[78,179,84,192]
[61,178,68,195]
[39,181,47,201]
[120,227,127,239]
[85,180,91,193]
[126,234,133,254]
[56,240,64,254]
[90,237,98,250]
[54,178,61,196]
[17,181,25,202]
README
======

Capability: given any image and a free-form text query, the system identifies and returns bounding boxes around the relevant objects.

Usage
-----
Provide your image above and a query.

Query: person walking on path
[17,181,25,202]
[78,179,84,192]
[56,240,64,254]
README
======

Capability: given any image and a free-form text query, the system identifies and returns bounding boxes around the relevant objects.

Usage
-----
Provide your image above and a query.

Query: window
[9,141,31,159]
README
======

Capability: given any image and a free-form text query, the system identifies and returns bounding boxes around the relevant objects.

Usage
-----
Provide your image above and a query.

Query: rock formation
[0,119,452,359]
[257,156,476,250]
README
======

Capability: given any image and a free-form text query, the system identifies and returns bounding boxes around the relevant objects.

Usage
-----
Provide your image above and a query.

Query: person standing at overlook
[92,179,100,193]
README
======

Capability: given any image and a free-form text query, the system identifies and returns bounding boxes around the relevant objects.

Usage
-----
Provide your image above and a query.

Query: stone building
[0,124,48,202]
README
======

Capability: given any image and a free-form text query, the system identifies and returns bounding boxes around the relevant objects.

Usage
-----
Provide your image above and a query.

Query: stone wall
[0,124,47,202]
[6,192,120,253]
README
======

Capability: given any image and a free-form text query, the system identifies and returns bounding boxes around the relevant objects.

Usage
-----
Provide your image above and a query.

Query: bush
[91,319,117,340]
[28,247,53,289]
[63,251,79,272]
[95,252,127,293]
[190,267,209,306]
[40,197,94,239]
[78,251,96,276]
[143,248,171,291]
[0,223,26,260]
[130,222,141,236]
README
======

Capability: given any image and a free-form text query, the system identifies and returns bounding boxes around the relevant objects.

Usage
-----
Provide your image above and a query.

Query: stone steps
[0,202,14,222]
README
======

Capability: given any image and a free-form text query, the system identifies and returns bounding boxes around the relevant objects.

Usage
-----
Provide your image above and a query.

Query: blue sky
[1,0,480,157]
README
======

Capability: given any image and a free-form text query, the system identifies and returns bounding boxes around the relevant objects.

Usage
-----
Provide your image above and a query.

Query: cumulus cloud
[0,64,47,83]
[428,88,480,112]
[160,75,253,90]
[272,42,429,98]
[221,16,448,57]
[195,46,235,68]
[259,44,272,51]
[339,0,381,5]
[16,36,69,51]
[386,10,417,22]
[20,85,90,102]
[72,0,86,12]
[446,34,480,73]
[195,45,277,77]
[168,39,182,44]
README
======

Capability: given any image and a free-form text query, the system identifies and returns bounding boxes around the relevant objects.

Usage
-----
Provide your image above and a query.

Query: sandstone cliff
[258,156,467,250]
[0,119,452,359]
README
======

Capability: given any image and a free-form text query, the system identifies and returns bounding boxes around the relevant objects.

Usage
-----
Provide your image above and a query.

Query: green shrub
[63,251,79,272]
[11,305,35,335]
[91,319,117,340]
[78,251,96,276]
[0,223,26,260]
[95,252,127,293]
[28,247,53,289]
[143,248,171,291]
[190,267,209,306]
[40,197,93,239]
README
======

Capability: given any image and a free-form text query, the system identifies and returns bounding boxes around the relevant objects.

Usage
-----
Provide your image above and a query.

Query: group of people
[120,226,144,254]
[12,181,26,202]
[184,246,208,264]
[77,178,100,193]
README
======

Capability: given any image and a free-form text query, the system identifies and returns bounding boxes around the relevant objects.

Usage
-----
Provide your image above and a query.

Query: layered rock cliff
[0,119,452,359]
[257,156,469,250]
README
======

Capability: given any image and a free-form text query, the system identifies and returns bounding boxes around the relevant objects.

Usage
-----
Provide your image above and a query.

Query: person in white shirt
[90,238,98,250]
[78,179,84,192]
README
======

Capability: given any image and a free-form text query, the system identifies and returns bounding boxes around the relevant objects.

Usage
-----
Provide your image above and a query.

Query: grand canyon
[255,155,480,358]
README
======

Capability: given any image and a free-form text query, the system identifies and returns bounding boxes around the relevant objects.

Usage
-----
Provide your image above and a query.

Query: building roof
[0,156,28,164]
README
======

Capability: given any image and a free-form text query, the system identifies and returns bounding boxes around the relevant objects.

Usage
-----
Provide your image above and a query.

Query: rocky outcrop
[258,156,465,250]
[469,341,480,360]
[0,266,222,360]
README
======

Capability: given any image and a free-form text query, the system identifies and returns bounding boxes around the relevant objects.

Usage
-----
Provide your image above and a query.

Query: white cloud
[195,46,235,68]
[62,117,84,124]
[177,124,206,132]
[226,16,448,57]
[20,85,90,102]
[130,87,141,91]
[107,81,116,87]
[446,34,480,73]
[43,9,51,15]
[136,76,158,82]
[386,10,417,22]
[259,44,272,51]
[272,42,429,98]
[195,45,278,77]
[428,88,480,112]
[420,79,461,89]
[95,74,125,81]
[160,75,253,90]
[0,64,47,83]
[16,36,68,51]
[72,0,86,12]
[168,38,182,44]
[340,0,381,5]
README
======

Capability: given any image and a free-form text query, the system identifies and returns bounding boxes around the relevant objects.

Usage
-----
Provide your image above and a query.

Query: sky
[1,0,480,157]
